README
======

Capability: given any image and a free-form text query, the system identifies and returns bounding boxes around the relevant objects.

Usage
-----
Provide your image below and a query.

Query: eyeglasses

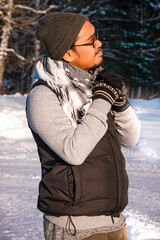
[72,31,99,48]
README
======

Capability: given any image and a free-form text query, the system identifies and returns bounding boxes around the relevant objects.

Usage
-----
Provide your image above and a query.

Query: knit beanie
[35,12,88,60]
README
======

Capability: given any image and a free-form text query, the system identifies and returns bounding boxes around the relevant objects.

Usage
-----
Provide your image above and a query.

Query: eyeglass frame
[71,31,99,48]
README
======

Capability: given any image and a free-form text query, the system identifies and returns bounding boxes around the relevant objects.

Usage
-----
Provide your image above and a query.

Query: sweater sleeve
[26,85,111,165]
[112,106,141,147]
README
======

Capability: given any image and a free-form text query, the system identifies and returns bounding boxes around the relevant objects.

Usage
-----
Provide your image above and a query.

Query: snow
[0,94,160,240]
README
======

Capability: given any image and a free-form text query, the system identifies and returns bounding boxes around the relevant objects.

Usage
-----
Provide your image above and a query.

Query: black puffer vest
[28,81,129,217]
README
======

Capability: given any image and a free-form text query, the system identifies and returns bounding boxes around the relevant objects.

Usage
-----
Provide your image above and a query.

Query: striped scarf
[33,56,100,127]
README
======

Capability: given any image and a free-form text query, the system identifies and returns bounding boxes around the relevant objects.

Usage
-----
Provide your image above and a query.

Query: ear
[62,49,74,63]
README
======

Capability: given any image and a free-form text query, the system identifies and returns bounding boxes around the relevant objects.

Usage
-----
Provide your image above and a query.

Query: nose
[94,39,102,48]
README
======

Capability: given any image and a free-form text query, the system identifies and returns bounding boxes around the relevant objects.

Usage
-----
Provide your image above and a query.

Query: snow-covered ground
[0,94,160,240]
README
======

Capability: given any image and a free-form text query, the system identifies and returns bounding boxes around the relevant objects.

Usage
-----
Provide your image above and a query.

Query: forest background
[0,0,160,99]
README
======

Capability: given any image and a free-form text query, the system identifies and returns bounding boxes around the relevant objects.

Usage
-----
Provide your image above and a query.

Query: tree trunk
[35,0,40,58]
[0,0,14,91]
[31,0,41,87]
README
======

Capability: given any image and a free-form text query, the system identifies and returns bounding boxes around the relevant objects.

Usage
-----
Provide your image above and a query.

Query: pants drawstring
[111,212,120,224]
[65,215,77,236]
[111,215,115,224]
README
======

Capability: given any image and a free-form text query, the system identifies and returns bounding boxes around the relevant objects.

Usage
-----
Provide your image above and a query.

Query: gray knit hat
[35,12,88,60]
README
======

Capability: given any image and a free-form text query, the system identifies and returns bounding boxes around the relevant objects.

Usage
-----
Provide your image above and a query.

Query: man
[26,12,141,240]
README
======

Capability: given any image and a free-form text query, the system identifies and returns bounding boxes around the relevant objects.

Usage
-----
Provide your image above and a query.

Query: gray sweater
[26,85,141,165]
[26,85,141,232]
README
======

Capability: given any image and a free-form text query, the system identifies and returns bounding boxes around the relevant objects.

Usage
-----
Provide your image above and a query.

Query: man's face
[69,21,103,72]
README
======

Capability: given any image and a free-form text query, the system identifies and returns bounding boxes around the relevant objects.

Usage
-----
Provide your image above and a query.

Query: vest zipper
[108,137,120,215]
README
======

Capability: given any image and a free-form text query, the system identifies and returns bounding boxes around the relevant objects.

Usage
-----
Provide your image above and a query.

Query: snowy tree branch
[142,47,160,53]
[155,37,160,43]
[144,16,160,22]
[14,4,58,14]
[0,47,39,62]
[96,17,133,22]
[97,16,160,24]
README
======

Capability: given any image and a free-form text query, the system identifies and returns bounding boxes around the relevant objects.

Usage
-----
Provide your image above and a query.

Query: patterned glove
[96,70,130,111]
[112,97,130,112]
[93,81,119,105]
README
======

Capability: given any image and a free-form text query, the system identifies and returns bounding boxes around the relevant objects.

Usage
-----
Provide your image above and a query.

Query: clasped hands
[93,70,130,112]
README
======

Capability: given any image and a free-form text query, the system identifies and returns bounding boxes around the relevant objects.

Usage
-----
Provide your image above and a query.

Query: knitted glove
[112,97,130,112]
[96,70,130,111]
[93,81,119,105]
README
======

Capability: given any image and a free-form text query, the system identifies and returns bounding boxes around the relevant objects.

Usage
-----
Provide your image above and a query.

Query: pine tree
[94,0,160,96]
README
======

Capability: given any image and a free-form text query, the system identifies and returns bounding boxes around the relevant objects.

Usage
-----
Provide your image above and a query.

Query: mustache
[95,48,102,55]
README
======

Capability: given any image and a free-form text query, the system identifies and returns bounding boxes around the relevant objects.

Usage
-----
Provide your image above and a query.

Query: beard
[89,57,103,72]
[88,48,103,71]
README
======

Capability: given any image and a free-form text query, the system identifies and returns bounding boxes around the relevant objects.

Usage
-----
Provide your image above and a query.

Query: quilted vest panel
[30,113,128,217]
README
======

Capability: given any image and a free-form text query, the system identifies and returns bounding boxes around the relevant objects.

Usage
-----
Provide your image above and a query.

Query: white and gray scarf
[33,56,100,128]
